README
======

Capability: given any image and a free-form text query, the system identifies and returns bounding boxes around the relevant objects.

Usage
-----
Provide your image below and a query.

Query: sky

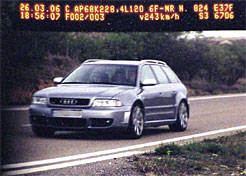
[202,30,246,38]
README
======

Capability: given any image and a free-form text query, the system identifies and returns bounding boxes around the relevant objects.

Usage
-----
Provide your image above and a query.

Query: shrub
[155,143,184,155]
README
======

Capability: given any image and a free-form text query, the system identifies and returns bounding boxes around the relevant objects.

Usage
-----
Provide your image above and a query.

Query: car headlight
[32,97,47,105]
[92,99,123,107]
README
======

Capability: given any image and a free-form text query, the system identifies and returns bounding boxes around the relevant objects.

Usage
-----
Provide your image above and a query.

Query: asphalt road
[1,94,246,175]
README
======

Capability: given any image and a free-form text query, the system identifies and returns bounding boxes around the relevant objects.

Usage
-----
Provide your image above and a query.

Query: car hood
[34,84,135,99]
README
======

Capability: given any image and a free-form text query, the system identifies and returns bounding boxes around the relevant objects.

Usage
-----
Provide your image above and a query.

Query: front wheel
[32,126,55,137]
[169,101,189,132]
[127,105,144,139]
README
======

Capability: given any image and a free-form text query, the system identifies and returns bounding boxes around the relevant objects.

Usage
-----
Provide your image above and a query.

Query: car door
[140,65,163,122]
[161,66,180,119]
[150,65,176,120]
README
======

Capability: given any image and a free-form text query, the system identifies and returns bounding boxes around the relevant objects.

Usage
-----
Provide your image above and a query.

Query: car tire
[127,105,144,139]
[169,101,189,132]
[32,126,55,137]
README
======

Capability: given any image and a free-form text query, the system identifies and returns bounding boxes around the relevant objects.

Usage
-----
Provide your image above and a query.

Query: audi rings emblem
[59,99,78,105]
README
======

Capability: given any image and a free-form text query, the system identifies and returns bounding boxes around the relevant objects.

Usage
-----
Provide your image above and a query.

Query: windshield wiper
[62,82,87,84]
[89,82,134,86]
[89,82,112,84]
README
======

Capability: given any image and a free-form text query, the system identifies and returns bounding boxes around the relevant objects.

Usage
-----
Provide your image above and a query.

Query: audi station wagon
[29,59,189,139]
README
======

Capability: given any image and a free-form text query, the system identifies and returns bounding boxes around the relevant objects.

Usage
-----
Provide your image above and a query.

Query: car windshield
[62,64,138,86]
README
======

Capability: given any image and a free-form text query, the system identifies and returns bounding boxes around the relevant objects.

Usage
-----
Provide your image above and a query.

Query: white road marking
[189,93,246,101]
[2,93,246,111]
[21,124,32,127]
[2,151,144,176]
[2,107,29,111]
[2,125,246,174]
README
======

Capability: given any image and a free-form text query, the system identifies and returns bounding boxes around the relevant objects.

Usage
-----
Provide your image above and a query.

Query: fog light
[106,120,110,123]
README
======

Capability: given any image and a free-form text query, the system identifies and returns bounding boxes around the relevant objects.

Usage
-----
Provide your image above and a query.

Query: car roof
[83,59,167,66]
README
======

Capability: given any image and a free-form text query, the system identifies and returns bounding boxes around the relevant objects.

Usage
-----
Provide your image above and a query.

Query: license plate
[52,110,82,118]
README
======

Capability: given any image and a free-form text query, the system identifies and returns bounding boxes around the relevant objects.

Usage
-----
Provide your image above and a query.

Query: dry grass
[185,78,246,97]
[134,132,246,176]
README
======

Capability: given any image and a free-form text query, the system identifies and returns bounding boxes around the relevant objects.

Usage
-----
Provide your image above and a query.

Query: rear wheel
[127,105,144,139]
[32,126,55,137]
[169,101,189,132]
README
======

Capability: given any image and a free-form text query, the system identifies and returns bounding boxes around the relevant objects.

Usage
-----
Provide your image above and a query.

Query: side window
[161,66,179,83]
[151,65,169,84]
[141,65,156,83]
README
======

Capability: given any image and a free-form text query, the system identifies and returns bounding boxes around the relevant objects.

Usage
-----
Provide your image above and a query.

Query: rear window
[151,65,169,84]
[161,66,179,83]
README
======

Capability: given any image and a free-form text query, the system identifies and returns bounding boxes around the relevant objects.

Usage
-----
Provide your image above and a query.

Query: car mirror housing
[141,79,157,86]
[53,77,63,84]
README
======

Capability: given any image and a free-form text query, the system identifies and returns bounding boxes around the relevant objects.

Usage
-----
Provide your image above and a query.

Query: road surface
[1,93,246,175]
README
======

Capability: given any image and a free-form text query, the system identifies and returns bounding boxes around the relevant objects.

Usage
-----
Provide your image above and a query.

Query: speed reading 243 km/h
[19,2,235,21]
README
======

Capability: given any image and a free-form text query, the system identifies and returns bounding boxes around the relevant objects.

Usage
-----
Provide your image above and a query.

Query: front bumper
[29,105,132,131]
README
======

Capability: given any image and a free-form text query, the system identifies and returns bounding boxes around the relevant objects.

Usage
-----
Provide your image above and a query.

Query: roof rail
[140,59,167,65]
[83,59,103,63]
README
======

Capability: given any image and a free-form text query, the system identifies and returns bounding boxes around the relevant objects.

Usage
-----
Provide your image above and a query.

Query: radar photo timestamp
[15,1,245,31]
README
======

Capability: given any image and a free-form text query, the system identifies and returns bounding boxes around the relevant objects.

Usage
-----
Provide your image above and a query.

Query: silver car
[30,59,189,139]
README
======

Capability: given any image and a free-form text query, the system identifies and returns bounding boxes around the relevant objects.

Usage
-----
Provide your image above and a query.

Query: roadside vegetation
[1,2,246,105]
[134,131,246,176]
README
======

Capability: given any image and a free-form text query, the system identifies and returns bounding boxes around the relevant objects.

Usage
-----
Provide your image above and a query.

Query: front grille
[50,98,90,106]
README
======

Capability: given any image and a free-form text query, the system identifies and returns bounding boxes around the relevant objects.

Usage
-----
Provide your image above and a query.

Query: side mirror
[53,77,63,84]
[141,79,157,87]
